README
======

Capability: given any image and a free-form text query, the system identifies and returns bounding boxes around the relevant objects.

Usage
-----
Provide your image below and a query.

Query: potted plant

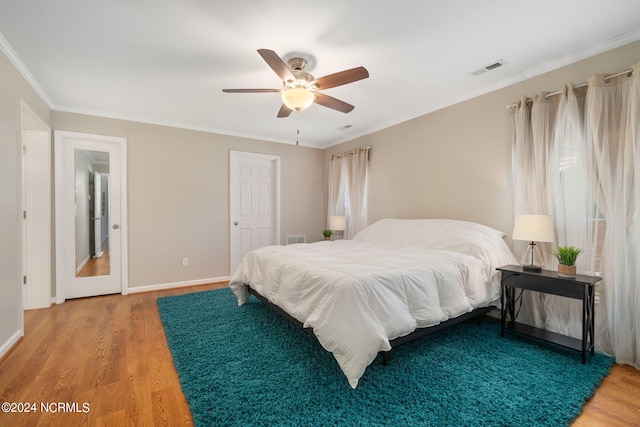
[550,246,583,278]
[322,229,332,241]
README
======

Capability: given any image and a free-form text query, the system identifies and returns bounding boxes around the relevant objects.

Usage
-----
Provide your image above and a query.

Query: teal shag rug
[157,288,613,427]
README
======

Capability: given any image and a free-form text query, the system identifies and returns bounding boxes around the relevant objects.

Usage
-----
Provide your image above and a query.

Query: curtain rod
[331,146,371,159]
[506,68,634,110]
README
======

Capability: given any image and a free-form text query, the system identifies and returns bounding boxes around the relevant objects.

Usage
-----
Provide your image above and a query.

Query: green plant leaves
[550,246,583,266]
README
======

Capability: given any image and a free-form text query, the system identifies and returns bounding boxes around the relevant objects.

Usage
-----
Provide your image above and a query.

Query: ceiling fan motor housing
[287,57,307,71]
[286,69,315,90]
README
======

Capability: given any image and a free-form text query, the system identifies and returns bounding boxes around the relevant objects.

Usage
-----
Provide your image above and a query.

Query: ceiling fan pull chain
[296,112,300,146]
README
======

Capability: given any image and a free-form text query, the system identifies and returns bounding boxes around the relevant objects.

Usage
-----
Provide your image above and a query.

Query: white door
[21,102,52,310]
[229,151,280,273]
[55,131,128,301]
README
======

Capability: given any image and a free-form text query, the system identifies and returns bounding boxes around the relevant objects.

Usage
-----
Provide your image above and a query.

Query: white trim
[19,100,49,130]
[335,31,640,150]
[54,130,129,303]
[0,329,23,360]
[3,28,640,150]
[11,29,640,150]
[0,33,54,107]
[76,256,90,275]
[53,133,64,304]
[126,277,230,294]
[119,139,129,296]
[53,104,317,147]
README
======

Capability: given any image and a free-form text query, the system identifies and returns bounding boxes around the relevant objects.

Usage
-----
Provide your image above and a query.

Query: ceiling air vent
[472,60,506,76]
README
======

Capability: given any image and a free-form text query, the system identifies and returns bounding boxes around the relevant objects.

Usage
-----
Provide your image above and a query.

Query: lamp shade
[282,88,315,111]
[329,215,346,231]
[512,214,554,243]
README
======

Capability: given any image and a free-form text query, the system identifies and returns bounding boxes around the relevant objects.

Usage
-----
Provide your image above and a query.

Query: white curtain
[327,147,369,238]
[327,155,347,224]
[545,84,591,338]
[511,62,640,367]
[586,64,640,365]
[511,93,559,329]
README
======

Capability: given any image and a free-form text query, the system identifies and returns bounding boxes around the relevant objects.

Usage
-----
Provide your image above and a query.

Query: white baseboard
[0,329,23,360]
[126,276,230,294]
[76,255,90,275]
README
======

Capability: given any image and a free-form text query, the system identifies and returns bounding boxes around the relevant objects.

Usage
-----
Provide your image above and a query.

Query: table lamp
[512,214,554,272]
[329,215,346,240]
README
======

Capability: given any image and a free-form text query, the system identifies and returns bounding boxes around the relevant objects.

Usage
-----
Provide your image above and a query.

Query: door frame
[54,130,129,303]
[20,100,52,310]
[229,150,280,274]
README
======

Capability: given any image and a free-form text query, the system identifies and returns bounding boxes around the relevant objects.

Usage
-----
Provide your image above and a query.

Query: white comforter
[229,219,518,388]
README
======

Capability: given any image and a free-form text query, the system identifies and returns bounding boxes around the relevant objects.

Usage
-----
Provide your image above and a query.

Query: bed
[229,218,518,388]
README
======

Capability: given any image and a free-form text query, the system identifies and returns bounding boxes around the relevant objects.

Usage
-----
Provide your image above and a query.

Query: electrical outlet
[182,258,189,267]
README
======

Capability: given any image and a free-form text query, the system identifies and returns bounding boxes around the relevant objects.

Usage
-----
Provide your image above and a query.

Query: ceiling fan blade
[277,104,293,118]
[257,49,295,83]
[313,93,355,113]
[222,89,281,93]
[314,66,369,90]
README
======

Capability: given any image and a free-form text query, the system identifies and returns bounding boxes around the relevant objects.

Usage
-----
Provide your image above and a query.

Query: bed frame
[247,287,494,365]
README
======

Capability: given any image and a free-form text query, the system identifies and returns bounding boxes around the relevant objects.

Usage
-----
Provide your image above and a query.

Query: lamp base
[522,264,543,272]
[520,241,544,273]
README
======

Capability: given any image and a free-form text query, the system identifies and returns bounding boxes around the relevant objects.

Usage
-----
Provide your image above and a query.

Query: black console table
[497,265,602,364]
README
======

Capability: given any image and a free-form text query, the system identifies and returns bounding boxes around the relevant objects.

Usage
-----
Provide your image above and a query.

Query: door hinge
[22,145,26,154]
[23,210,27,219]
[23,275,27,285]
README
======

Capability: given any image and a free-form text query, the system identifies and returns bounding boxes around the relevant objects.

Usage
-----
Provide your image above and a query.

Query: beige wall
[52,112,325,288]
[2,38,638,355]
[325,40,640,241]
[0,50,50,355]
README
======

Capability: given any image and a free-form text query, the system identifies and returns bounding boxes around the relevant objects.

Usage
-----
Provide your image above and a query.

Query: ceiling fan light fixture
[282,87,315,111]
[223,49,369,118]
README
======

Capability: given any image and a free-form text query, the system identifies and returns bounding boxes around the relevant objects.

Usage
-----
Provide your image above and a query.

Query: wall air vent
[286,234,306,245]
[472,59,506,76]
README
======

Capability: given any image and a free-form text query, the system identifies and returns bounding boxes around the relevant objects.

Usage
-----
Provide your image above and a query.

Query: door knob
[113,224,120,229]
[234,221,239,226]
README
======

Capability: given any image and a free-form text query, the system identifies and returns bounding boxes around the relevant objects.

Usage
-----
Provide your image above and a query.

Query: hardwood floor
[0,282,225,427]
[573,364,640,427]
[77,238,110,277]
[1,283,639,426]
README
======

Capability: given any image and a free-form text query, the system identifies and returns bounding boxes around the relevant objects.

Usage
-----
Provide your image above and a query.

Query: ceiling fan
[222,49,369,118]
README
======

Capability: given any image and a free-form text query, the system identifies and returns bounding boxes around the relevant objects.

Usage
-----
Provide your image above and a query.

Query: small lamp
[329,215,346,240]
[512,214,554,272]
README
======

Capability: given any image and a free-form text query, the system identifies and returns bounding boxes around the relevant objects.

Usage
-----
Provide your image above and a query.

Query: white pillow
[353,218,505,247]
[353,218,517,281]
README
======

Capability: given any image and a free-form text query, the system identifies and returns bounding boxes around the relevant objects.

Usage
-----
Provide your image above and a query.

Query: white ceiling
[1,1,639,148]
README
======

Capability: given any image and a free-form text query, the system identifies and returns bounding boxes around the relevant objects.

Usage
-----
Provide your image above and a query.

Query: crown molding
[454,28,640,108]
[0,32,54,108]
[52,103,327,148]
[3,27,639,150]
[354,29,640,144]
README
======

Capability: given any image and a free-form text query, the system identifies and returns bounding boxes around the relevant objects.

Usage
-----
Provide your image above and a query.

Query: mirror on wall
[75,150,110,278]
